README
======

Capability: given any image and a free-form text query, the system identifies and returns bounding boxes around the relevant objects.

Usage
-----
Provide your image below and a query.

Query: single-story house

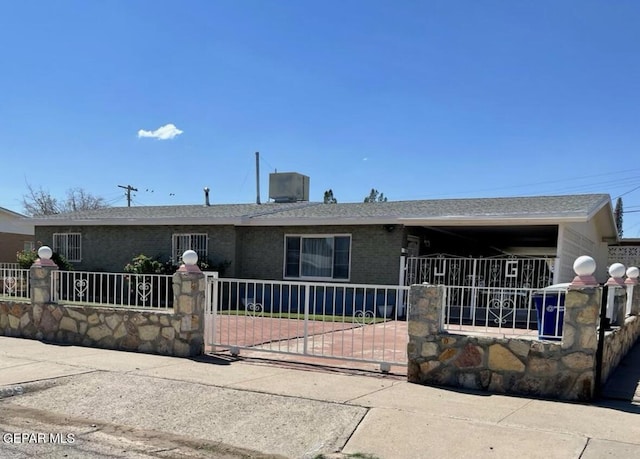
[0,206,34,263]
[30,193,617,286]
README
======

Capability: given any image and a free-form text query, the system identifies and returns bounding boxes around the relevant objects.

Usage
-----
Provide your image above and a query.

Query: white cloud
[137,123,184,140]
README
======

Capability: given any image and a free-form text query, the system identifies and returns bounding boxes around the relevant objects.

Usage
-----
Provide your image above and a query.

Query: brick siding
[36,224,405,285]
[237,225,404,284]
[0,232,34,263]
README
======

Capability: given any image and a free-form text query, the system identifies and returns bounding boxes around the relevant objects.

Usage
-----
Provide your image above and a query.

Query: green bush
[162,258,232,276]
[124,254,166,274]
[124,253,232,276]
[51,253,74,271]
[16,248,74,270]
[199,258,232,276]
[16,249,37,268]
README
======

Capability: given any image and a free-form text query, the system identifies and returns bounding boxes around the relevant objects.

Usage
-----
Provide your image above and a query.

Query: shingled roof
[30,194,614,231]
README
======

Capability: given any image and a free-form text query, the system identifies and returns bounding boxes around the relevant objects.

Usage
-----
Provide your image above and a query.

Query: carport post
[624,267,639,316]
[303,284,310,355]
[398,249,407,286]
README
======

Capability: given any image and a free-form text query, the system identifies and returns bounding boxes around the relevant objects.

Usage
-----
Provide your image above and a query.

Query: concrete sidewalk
[1,337,639,459]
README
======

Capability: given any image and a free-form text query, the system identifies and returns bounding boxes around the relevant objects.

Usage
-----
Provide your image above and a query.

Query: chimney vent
[204,187,210,206]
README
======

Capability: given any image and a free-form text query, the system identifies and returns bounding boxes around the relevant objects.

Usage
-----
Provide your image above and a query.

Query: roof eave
[398,215,587,226]
[241,217,399,226]
[32,217,243,226]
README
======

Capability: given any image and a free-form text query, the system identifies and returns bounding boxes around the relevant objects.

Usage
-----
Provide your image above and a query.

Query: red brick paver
[204,314,409,373]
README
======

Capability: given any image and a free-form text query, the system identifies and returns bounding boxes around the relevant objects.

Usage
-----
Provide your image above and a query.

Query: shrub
[163,258,232,276]
[16,249,37,268]
[124,254,231,276]
[124,254,166,274]
[52,253,74,271]
[191,258,232,276]
[16,249,74,270]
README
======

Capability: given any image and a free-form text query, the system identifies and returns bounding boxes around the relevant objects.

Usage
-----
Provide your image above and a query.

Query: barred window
[53,233,82,262]
[172,234,208,264]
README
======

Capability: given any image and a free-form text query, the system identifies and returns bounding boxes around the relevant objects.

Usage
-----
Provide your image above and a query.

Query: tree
[22,184,60,216]
[364,188,387,203]
[63,187,108,213]
[614,197,623,238]
[323,189,338,204]
[22,184,109,216]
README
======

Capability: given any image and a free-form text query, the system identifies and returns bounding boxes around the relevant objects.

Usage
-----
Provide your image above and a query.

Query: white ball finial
[608,262,626,278]
[626,266,639,279]
[573,255,596,276]
[182,250,198,266]
[38,246,53,260]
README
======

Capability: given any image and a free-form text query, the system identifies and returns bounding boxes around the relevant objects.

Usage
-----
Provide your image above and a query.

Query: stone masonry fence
[0,248,205,357]
[407,257,640,401]
[2,250,640,401]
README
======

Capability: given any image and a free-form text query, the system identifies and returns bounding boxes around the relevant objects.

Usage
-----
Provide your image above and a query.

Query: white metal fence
[0,268,30,301]
[205,277,410,369]
[52,271,173,309]
[0,263,20,270]
[442,285,566,340]
[405,255,555,289]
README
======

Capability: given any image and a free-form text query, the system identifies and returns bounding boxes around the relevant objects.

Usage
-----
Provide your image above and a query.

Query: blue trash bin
[532,284,569,341]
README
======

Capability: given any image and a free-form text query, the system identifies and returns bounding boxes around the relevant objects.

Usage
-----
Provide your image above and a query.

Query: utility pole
[118,184,138,207]
[256,151,261,205]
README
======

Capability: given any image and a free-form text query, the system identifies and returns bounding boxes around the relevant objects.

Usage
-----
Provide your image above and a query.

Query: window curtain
[301,237,333,278]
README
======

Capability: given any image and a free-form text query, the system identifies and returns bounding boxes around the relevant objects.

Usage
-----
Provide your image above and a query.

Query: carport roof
[29,193,615,233]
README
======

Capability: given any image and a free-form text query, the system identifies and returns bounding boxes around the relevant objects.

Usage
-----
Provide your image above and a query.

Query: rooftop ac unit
[269,172,310,203]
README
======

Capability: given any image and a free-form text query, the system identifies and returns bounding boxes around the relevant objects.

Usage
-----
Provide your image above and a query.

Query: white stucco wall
[0,208,34,236]
[557,221,608,283]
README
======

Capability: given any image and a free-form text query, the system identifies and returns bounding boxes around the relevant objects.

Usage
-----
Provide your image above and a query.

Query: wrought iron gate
[204,276,409,371]
[404,254,556,289]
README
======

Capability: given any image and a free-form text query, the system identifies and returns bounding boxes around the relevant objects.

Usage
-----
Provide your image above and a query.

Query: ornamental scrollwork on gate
[74,279,88,299]
[3,276,17,295]
[137,279,153,304]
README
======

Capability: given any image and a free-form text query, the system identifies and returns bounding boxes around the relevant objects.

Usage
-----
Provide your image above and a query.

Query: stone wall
[407,284,606,401]
[0,266,205,357]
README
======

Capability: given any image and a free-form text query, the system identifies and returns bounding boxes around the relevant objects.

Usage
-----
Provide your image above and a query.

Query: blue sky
[1,1,640,233]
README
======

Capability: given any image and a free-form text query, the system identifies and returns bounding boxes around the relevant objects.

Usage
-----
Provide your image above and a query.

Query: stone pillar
[562,287,600,399]
[605,263,626,325]
[563,288,600,352]
[171,270,205,356]
[30,264,58,305]
[625,266,640,316]
[407,284,445,383]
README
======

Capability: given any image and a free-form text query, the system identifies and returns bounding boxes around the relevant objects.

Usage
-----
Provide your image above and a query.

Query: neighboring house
[0,206,34,263]
[608,238,640,269]
[30,193,617,285]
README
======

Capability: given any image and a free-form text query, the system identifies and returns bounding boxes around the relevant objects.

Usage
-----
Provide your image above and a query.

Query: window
[172,234,208,264]
[53,233,82,262]
[284,235,351,280]
[23,241,35,252]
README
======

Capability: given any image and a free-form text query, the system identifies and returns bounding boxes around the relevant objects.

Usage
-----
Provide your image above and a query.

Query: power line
[613,184,640,200]
[259,153,276,172]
